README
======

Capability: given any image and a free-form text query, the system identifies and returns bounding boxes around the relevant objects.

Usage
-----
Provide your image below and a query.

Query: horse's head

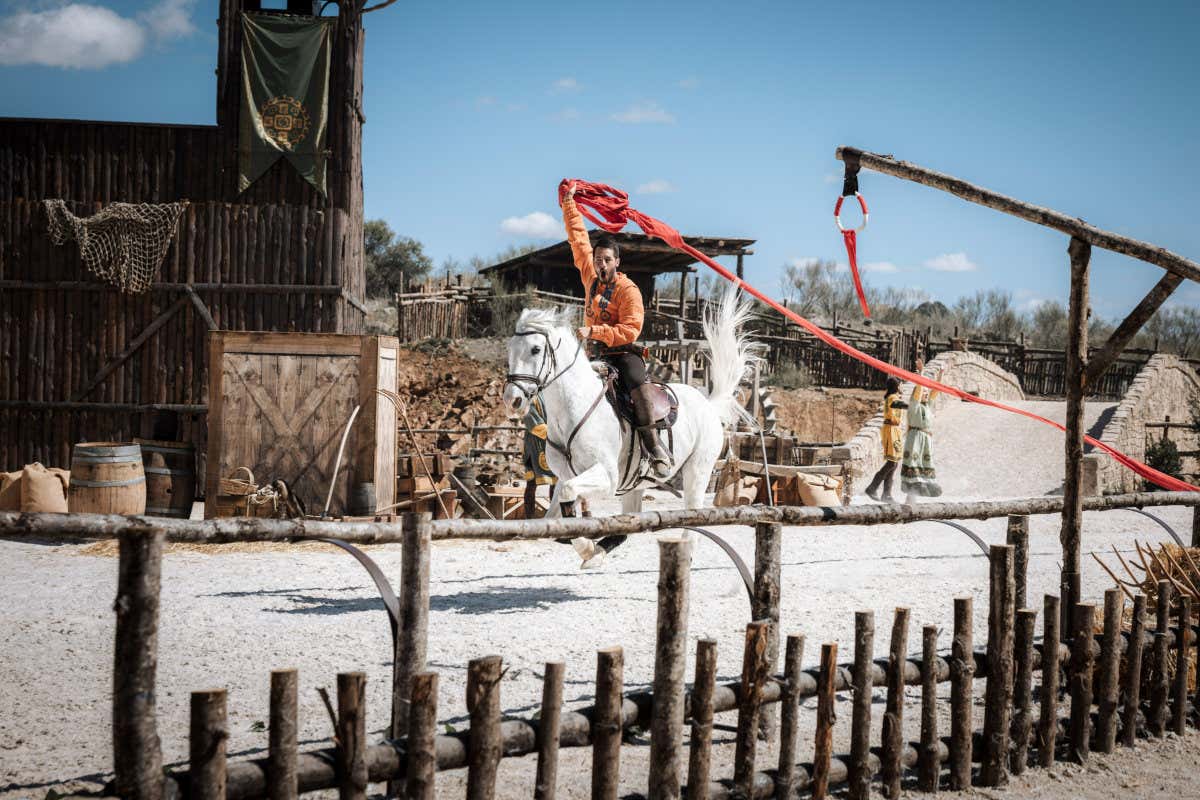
[502,307,577,416]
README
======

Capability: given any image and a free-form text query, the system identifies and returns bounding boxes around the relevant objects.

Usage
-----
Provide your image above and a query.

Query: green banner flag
[238,12,333,195]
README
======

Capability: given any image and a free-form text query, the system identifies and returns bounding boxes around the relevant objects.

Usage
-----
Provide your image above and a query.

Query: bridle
[503,329,583,399]
[503,328,611,476]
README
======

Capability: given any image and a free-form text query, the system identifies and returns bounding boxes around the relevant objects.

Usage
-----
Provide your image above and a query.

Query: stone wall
[1087,355,1200,494]
[844,351,1025,488]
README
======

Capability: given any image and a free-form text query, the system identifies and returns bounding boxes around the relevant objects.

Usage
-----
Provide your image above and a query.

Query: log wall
[0,3,368,470]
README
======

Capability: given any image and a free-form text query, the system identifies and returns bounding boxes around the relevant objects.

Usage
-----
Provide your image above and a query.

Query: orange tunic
[561,195,645,348]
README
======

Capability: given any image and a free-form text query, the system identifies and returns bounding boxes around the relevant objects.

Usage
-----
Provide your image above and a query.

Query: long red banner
[561,178,1198,493]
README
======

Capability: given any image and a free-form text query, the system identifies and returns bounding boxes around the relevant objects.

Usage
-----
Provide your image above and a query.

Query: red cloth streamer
[560,178,1199,493]
[841,229,870,317]
[835,194,871,318]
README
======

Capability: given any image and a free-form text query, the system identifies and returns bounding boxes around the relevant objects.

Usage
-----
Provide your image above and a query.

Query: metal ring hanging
[835,191,870,233]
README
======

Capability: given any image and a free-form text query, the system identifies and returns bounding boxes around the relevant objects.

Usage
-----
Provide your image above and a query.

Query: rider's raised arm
[588,283,644,348]
[561,194,596,288]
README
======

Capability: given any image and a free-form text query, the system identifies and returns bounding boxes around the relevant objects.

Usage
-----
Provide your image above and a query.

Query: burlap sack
[21,462,69,513]
[0,471,22,511]
[797,473,843,507]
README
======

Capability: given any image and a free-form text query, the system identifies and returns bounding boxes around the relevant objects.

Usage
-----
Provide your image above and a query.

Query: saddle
[592,362,679,428]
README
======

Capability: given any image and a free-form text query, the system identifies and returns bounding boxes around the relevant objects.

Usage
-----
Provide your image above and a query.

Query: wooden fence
[5,492,1200,800]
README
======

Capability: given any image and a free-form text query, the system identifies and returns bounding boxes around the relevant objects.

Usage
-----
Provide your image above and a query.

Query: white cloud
[552,76,581,93]
[505,103,527,112]
[475,95,498,108]
[924,252,978,272]
[140,0,196,41]
[500,211,559,239]
[677,77,699,90]
[0,1,199,69]
[861,261,898,273]
[611,101,675,124]
[551,107,580,122]
[636,179,676,195]
[823,172,842,185]
[0,3,146,68]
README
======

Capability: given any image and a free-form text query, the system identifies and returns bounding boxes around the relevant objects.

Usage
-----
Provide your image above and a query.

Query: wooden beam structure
[834,147,1200,284]
[1084,271,1183,387]
[1060,237,1091,640]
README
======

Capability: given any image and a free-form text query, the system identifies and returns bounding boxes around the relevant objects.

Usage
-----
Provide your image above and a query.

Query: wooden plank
[72,295,187,402]
[217,331,364,356]
[835,147,1200,284]
[1084,272,1183,387]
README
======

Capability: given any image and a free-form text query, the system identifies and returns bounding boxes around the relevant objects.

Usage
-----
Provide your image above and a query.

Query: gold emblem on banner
[259,95,312,149]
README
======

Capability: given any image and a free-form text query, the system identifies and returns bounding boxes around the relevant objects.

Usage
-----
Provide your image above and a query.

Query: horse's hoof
[571,537,596,562]
[581,548,607,569]
[650,459,671,479]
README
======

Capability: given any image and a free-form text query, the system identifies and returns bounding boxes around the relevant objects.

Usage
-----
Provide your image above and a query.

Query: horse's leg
[681,456,715,510]
[620,489,644,514]
[558,462,617,568]
[543,481,566,518]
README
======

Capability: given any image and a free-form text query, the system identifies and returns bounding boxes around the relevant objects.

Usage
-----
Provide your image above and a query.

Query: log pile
[396,455,457,519]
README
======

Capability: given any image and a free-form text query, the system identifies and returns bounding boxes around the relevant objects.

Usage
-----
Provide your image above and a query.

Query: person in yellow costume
[521,391,557,519]
[863,376,908,503]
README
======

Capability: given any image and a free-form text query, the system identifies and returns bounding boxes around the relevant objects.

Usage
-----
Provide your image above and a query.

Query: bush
[1144,436,1183,491]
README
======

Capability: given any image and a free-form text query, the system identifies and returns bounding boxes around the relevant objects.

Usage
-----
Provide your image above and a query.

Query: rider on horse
[561,183,671,478]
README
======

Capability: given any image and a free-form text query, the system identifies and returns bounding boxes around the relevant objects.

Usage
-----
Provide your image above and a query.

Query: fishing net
[43,199,188,294]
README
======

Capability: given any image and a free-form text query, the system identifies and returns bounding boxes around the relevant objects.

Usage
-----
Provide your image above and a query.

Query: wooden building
[0,0,369,469]
[478,232,755,303]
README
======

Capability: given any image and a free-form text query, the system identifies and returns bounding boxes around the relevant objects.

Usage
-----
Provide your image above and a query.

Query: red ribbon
[841,229,870,318]
[560,178,1199,493]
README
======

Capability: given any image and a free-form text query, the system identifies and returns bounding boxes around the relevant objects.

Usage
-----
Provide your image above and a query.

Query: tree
[364,219,432,297]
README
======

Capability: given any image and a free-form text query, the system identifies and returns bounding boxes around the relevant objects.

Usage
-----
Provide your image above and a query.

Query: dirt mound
[769,387,880,443]
[394,339,520,459]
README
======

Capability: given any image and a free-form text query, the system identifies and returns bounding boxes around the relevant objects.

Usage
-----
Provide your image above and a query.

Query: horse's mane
[514,306,576,336]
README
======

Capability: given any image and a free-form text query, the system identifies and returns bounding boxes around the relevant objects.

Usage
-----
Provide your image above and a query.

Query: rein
[505,328,604,476]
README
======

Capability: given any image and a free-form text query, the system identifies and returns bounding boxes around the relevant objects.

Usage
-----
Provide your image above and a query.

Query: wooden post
[949,598,973,790]
[1096,589,1124,753]
[1173,595,1192,735]
[881,607,910,799]
[918,625,940,792]
[113,527,165,800]
[650,538,693,800]
[848,611,874,800]
[812,643,838,800]
[1068,604,1096,763]
[1150,580,1172,736]
[467,655,503,800]
[981,545,1015,786]
[406,672,439,800]
[1006,515,1029,611]
[1192,506,1200,548]
[736,253,744,281]
[1120,594,1146,747]
[1150,633,1170,736]
[776,635,805,800]
[1060,236,1091,642]
[535,663,564,800]
[687,640,717,800]
[593,647,624,800]
[337,672,368,800]
[734,621,771,795]
[752,521,781,742]
[1010,609,1036,775]
[189,690,228,800]
[1038,595,1061,766]
[268,669,298,800]
[393,512,432,742]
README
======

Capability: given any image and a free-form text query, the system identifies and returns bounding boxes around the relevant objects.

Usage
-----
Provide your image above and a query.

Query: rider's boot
[632,384,671,479]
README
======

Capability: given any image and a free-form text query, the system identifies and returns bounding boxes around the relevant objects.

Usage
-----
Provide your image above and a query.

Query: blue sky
[3,0,1199,318]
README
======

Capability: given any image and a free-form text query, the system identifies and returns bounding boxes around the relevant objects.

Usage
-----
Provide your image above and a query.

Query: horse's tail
[701,282,761,428]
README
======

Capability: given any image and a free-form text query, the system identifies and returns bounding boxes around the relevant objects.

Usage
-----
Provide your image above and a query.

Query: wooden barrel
[136,439,196,518]
[68,442,146,515]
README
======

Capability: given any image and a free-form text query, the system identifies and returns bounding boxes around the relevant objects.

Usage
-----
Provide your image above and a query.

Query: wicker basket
[214,467,266,518]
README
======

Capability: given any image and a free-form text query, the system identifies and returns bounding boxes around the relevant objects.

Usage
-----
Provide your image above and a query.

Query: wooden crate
[205,332,398,518]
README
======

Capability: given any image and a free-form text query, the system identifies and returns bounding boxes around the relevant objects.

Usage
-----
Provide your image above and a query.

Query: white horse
[501,284,758,525]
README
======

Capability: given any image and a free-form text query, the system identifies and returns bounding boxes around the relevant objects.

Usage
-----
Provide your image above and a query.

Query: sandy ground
[2,399,1197,800]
